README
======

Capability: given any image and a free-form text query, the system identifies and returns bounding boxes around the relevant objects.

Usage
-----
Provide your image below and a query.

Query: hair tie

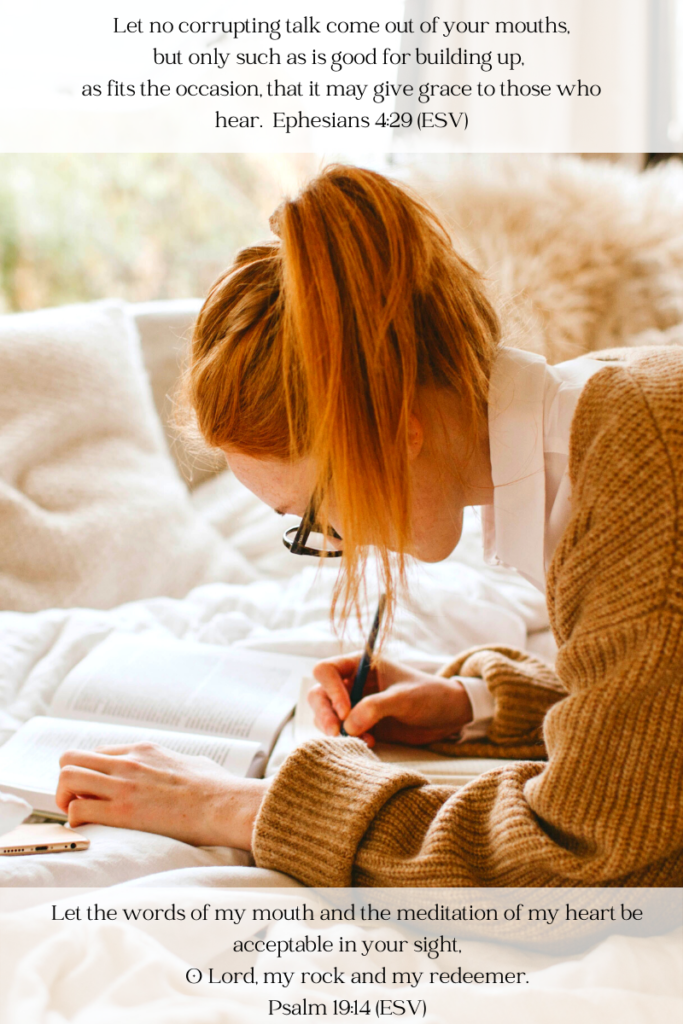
[269,203,285,238]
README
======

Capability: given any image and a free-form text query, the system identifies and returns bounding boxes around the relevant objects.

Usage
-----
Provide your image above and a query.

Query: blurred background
[0,150,681,316]
[0,153,317,314]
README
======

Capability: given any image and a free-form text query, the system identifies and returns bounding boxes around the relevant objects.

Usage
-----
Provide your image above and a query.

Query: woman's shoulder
[569,346,679,446]
[579,343,683,372]
[568,344,683,494]
[548,344,683,631]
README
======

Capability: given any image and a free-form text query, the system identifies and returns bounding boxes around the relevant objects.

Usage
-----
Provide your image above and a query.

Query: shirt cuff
[456,675,494,741]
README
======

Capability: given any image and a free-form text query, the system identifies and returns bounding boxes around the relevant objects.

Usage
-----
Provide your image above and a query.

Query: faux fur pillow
[0,300,255,611]
[416,156,683,363]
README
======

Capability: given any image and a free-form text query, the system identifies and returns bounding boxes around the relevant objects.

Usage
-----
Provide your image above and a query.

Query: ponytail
[185,165,500,627]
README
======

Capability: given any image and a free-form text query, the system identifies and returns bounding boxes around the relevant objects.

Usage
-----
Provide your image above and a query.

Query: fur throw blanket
[415,155,683,362]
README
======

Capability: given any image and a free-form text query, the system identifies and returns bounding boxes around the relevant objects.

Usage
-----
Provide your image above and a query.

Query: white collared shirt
[459,346,606,735]
[482,346,607,592]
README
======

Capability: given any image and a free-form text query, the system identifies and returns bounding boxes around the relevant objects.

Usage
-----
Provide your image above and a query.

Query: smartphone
[0,823,90,855]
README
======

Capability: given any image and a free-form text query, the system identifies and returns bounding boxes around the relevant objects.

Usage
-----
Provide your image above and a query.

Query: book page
[0,716,264,815]
[51,635,315,751]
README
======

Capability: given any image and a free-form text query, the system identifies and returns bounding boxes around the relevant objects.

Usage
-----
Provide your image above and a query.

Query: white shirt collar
[481,347,549,592]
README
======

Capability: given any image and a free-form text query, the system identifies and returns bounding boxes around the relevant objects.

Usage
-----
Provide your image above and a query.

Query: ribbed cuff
[435,645,566,757]
[252,738,427,887]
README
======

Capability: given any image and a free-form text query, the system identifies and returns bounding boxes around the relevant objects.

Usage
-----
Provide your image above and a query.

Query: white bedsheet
[0,472,551,888]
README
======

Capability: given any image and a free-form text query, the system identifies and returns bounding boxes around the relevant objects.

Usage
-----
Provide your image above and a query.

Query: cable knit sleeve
[253,350,683,887]
[429,645,567,760]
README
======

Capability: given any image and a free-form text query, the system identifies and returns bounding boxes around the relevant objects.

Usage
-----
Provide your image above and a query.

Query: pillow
[130,298,226,489]
[416,155,683,363]
[0,300,255,612]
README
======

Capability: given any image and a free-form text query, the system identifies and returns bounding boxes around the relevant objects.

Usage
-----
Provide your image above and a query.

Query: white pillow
[0,300,255,611]
[130,298,226,489]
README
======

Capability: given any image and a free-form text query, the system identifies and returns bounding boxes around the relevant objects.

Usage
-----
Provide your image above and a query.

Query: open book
[0,634,314,819]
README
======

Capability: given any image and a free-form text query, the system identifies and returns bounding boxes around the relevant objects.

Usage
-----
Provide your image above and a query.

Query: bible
[0,633,314,819]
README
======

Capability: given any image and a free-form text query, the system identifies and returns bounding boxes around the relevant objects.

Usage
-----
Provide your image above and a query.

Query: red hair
[185,165,499,625]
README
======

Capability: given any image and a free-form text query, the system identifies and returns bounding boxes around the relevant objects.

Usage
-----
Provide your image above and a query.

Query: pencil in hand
[340,593,387,737]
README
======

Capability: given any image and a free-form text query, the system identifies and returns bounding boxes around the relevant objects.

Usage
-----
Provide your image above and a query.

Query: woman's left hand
[56,742,270,850]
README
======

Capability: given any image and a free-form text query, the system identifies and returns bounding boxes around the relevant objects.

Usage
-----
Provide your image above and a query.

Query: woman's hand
[56,742,270,850]
[308,655,474,746]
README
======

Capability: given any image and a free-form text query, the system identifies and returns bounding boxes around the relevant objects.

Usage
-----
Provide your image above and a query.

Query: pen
[340,593,387,737]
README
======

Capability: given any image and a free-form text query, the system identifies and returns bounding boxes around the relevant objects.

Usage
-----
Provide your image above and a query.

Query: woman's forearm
[209,776,272,851]
[57,743,272,851]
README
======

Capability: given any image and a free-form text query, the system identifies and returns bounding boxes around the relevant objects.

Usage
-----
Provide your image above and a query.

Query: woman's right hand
[308,655,474,747]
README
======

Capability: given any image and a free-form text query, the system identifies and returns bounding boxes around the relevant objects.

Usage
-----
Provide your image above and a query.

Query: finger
[67,797,121,828]
[312,661,356,720]
[93,743,156,755]
[59,749,120,773]
[93,742,172,767]
[307,685,342,736]
[343,689,409,738]
[55,766,118,813]
[92,749,140,757]
[313,654,362,681]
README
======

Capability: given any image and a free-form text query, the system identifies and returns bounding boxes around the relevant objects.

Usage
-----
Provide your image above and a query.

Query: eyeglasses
[282,498,343,558]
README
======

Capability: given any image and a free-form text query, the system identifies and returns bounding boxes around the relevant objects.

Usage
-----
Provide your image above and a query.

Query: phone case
[0,823,90,855]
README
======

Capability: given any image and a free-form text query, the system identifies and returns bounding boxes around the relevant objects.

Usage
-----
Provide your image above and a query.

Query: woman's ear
[407,413,424,462]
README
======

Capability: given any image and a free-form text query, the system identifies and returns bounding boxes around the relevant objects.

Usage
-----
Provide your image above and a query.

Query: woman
[57,165,683,886]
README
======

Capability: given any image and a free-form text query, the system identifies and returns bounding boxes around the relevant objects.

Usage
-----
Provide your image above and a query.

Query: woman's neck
[407,388,493,562]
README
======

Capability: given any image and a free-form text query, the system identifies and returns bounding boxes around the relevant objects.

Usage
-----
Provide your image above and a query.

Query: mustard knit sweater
[253,349,683,887]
